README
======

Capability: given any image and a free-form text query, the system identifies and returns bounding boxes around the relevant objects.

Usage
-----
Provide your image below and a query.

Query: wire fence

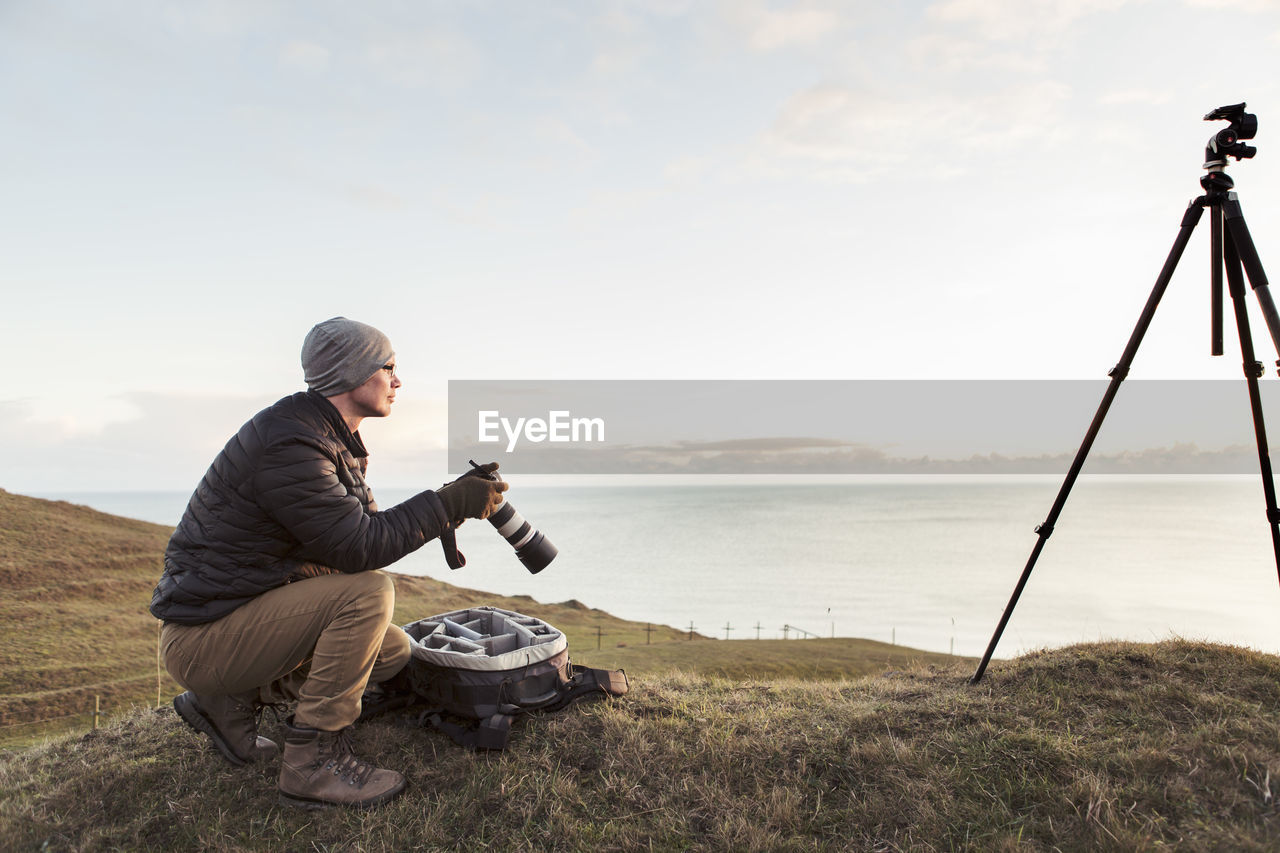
[4,621,952,742]
[593,621,964,656]
[2,627,170,744]
[0,708,93,733]
[591,621,951,648]
[583,622,844,649]
[0,694,124,742]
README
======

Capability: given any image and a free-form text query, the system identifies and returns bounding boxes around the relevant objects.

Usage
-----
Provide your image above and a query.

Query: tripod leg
[1212,204,1224,356]
[1222,231,1280,586]
[969,200,1205,684]
[1224,194,1280,369]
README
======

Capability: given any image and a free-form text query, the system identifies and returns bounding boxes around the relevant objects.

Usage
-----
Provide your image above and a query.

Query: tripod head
[1202,103,1258,190]
[1197,102,1280,372]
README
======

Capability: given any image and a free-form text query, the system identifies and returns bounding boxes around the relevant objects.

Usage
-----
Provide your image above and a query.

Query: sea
[35,476,1280,660]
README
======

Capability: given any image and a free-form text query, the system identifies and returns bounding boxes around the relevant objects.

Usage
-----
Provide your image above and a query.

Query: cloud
[755,79,1073,181]
[763,85,892,166]
[0,392,262,491]
[534,117,596,160]
[1098,88,1175,106]
[724,2,843,52]
[363,26,482,91]
[450,437,1269,475]
[588,7,651,75]
[160,1,281,39]
[669,437,862,452]
[0,391,448,492]
[1184,0,1274,10]
[907,33,1049,74]
[341,183,409,211]
[279,40,331,74]
[0,397,143,445]
[926,0,1131,42]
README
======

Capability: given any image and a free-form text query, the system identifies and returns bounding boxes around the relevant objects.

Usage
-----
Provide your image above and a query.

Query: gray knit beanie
[301,317,394,396]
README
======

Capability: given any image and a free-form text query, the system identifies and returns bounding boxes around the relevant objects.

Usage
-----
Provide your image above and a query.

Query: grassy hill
[0,488,175,737]
[3,640,1279,850]
[5,489,1280,849]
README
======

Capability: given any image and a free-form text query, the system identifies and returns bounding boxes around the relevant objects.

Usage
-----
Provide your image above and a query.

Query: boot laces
[318,728,377,788]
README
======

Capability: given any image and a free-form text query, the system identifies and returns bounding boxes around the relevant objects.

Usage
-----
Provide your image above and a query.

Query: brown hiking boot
[277,720,406,809]
[173,690,279,766]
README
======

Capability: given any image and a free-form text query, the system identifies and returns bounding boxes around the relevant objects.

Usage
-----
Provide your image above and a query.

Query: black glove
[437,462,508,524]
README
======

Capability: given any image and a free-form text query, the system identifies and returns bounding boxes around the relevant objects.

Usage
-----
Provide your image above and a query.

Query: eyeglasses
[381,364,398,380]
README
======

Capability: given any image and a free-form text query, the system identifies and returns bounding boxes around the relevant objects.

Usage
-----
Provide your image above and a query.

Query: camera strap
[424,490,468,569]
[440,522,467,570]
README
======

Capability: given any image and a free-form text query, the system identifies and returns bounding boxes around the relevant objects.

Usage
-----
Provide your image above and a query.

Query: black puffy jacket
[150,391,450,625]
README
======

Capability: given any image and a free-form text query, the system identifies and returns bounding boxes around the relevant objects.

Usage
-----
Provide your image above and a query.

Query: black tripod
[971,103,1280,684]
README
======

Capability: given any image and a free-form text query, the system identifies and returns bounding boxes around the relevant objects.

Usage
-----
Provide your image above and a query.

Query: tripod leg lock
[1034,523,1054,538]
[1107,365,1129,380]
[1246,360,1265,379]
[1267,508,1280,525]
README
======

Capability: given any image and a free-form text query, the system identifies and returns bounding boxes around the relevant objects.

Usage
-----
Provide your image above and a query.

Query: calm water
[39,477,1280,659]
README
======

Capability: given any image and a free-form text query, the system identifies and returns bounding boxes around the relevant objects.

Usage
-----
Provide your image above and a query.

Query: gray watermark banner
[447,380,1280,475]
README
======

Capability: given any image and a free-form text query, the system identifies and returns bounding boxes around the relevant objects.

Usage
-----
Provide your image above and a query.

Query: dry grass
[3,640,1280,851]
[6,488,1280,849]
[574,636,963,681]
[0,489,175,734]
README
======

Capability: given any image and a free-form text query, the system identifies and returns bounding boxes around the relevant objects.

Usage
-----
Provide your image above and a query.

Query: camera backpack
[402,606,628,750]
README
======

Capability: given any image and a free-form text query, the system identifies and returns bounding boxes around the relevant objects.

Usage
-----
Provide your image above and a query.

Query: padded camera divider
[442,617,484,641]
[404,606,567,673]
[421,634,486,655]
[483,633,518,656]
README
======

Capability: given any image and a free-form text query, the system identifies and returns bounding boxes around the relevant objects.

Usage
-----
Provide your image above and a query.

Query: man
[150,316,506,809]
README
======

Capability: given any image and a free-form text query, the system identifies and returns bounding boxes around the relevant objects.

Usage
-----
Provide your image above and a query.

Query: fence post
[157,619,163,709]
[93,695,100,730]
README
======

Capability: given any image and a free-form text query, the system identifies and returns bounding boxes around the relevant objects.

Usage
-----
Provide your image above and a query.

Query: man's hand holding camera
[437,461,508,526]
[439,459,557,574]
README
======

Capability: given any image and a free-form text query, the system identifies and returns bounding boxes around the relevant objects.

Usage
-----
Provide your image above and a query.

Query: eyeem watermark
[452,380,1278,474]
[478,410,606,452]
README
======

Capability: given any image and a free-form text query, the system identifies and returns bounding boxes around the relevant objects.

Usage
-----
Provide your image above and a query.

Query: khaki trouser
[161,571,411,731]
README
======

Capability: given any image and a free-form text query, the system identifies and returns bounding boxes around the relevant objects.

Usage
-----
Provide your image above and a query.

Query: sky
[4,0,1280,491]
